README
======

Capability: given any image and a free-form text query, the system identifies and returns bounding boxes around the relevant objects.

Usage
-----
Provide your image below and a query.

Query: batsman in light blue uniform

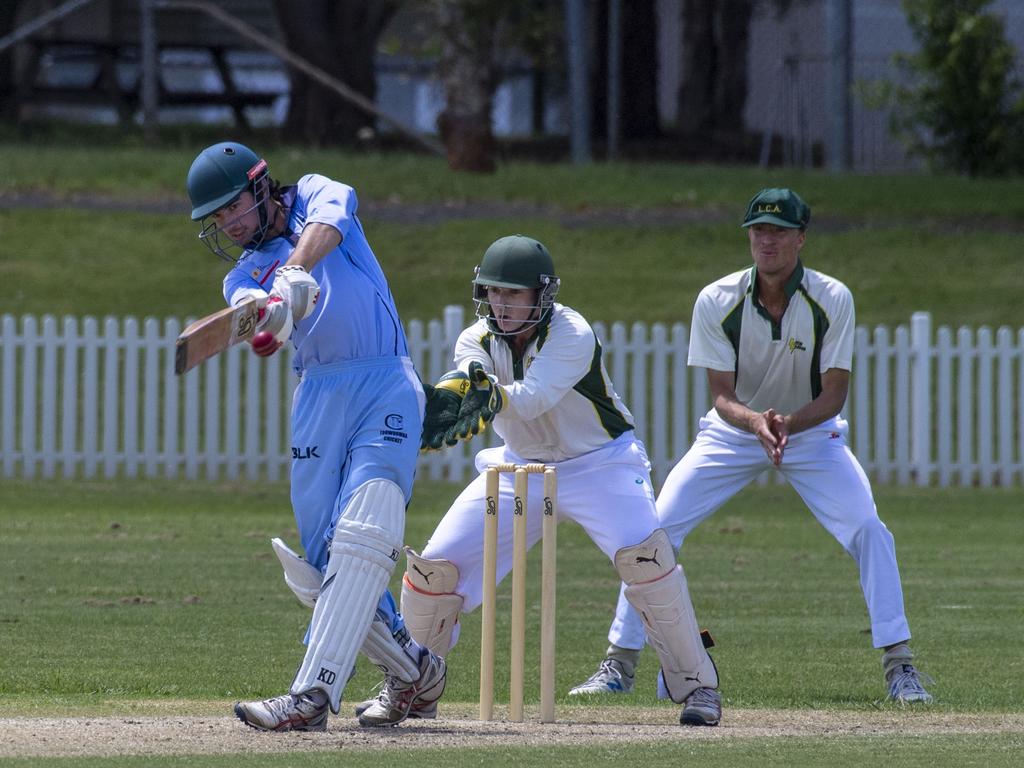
[186,142,446,732]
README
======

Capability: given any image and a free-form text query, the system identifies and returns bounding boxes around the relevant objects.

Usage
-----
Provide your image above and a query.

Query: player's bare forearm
[706,370,767,434]
[713,393,761,433]
[285,222,341,271]
[782,368,849,435]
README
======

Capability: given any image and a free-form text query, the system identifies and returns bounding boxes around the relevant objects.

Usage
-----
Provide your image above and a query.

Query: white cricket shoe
[568,658,635,696]
[357,650,447,727]
[886,663,934,704]
[234,690,329,732]
[354,687,438,720]
[679,686,721,726]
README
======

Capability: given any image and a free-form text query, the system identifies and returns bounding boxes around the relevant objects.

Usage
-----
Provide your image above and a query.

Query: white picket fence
[1,308,1022,486]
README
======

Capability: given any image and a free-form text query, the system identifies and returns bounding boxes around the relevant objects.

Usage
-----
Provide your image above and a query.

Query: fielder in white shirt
[572,188,934,705]
[386,234,723,726]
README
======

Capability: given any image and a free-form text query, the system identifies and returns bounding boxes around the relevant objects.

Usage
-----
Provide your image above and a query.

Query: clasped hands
[753,408,789,466]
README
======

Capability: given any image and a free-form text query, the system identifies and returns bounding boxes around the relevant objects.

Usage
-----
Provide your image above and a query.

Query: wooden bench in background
[15,38,286,128]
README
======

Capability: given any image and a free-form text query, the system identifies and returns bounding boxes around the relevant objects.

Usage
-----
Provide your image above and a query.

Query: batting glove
[252,294,291,357]
[271,265,320,323]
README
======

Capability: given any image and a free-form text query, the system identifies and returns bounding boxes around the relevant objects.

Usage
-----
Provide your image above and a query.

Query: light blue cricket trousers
[289,356,424,628]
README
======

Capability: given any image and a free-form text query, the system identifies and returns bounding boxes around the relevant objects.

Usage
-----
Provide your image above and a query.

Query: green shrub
[869,0,1024,176]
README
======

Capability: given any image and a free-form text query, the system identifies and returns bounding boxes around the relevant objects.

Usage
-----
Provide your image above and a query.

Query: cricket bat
[174,297,262,375]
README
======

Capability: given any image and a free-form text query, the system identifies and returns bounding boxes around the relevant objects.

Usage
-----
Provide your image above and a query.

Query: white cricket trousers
[422,432,660,613]
[609,412,912,650]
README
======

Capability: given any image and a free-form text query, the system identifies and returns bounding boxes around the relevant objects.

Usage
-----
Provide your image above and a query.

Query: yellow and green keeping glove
[420,369,472,451]
[443,361,506,446]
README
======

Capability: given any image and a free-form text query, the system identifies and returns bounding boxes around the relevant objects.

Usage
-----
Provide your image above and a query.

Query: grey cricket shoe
[568,658,635,696]
[357,650,447,727]
[882,645,933,704]
[886,663,934,704]
[680,687,721,726]
[234,690,329,732]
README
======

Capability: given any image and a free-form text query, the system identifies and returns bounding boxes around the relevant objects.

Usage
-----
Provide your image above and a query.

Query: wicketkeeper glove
[420,369,472,451]
[443,361,506,446]
[270,264,320,323]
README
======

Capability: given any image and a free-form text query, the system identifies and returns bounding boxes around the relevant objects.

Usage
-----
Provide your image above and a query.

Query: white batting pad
[290,478,405,713]
[400,548,464,655]
[616,530,718,703]
[360,616,420,683]
[270,537,321,608]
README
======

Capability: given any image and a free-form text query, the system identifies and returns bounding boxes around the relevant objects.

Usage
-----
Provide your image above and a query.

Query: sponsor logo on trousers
[381,413,409,443]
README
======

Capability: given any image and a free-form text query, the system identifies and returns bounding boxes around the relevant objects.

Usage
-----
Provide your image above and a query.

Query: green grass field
[1,139,1022,765]
[2,142,1023,327]
[1,479,1022,765]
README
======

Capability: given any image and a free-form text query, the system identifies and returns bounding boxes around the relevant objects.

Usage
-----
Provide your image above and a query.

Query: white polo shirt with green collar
[688,261,855,415]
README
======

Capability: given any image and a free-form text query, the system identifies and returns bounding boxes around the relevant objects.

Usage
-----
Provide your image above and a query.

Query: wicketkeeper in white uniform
[186,142,446,732]
[368,234,722,726]
[571,188,933,704]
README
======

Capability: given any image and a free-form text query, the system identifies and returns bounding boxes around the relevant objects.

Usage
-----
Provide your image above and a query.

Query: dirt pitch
[2,705,1021,759]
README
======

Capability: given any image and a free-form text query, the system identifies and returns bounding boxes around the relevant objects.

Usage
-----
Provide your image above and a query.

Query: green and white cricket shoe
[568,658,635,696]
[357,650,447,727]
[234,690,329,732]
[679,686,721,726]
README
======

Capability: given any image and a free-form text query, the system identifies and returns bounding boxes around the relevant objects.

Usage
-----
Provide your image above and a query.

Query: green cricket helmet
[186,141,272,262]
[472,235,560,335]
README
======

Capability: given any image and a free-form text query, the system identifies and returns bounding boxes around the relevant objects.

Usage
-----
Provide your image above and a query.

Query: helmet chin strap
[488,306,544,337]
[494,319,534,336]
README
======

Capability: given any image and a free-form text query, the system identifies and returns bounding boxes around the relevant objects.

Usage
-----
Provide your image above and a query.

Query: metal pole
[564,0,591,164]
[826,0,852,172]
[140,0,159,144]
[606,0,621,160]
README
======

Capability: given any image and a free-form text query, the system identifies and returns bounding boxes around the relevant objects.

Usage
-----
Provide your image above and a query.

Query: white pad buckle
[361,616,421,682]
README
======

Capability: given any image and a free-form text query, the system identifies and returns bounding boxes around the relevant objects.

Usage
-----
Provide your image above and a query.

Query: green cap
[741,188,810,229]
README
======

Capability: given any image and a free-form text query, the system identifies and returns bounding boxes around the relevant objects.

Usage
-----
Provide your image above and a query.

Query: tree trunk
[272,0,397,145]
[621,0,660,140]
[435,0,500,173]
[676,0,753,138]
[592,0,660,145]
[712,0,752,130]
